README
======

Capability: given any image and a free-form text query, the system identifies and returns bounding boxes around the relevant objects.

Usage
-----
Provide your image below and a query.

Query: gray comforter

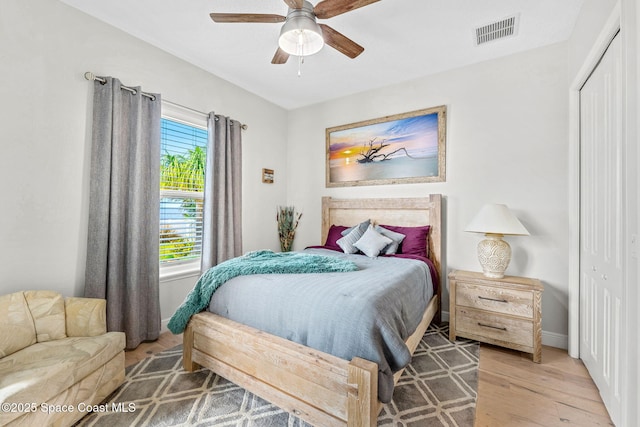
[207,247,434,403]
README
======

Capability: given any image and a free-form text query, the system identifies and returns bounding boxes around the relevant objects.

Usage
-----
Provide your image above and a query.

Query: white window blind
[160,112,208,266]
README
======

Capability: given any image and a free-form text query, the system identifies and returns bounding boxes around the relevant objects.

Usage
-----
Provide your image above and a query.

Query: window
[160,103,208,275]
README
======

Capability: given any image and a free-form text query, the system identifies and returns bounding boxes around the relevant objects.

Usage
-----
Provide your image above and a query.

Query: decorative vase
[276,206,302,252]
[279,234,295,252]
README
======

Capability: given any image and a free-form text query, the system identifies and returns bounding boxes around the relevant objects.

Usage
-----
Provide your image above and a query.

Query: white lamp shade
[465,203,529,236]
[278,16,324,56]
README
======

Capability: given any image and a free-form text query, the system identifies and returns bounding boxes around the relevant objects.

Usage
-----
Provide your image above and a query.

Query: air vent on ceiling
[475,15,518,46]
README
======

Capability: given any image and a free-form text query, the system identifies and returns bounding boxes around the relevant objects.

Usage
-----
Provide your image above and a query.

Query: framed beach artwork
[326,105,447,187]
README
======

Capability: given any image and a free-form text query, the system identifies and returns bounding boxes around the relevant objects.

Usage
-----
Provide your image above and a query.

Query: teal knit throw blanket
[167,250,358,334]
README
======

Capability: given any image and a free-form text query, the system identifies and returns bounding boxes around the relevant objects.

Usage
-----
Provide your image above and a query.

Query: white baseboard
[441,310,569,350]
[541,331,568,350]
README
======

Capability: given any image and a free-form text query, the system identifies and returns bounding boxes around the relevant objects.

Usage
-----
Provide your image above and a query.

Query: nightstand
[448,270,543,363]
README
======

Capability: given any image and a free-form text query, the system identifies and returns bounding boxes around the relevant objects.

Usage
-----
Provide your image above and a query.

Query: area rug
[76,323,478,427]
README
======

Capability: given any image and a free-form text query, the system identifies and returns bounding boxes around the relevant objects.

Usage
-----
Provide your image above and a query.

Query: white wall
[568,0,619,79]
[287,43,570,345]
[635,0,640,420]
[0,0,288,325]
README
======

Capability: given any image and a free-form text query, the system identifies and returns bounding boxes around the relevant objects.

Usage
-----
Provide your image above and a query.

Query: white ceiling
[60,0,584,110]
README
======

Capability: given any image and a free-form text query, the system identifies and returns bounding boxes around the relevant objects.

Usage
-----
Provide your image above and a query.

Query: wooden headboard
[321,194,442,277]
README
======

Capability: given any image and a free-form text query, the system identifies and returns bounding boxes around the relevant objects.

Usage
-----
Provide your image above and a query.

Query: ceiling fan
[210,0,379,65]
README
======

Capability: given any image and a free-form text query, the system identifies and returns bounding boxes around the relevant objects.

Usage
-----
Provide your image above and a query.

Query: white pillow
[336,224,367,254]
[354,225,393,258]
[375,225,406,255]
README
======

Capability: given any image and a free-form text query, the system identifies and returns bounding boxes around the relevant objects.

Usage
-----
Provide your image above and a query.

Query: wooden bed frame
[182,194,442,427]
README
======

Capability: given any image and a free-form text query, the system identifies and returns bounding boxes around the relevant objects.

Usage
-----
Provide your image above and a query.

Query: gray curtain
[200,113,243,271]
[85,77,161,349]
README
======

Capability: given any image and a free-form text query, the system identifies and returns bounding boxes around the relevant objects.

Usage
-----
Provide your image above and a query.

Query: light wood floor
[125,332,614,427]
[475,344,613,427]
[124,332,183,367]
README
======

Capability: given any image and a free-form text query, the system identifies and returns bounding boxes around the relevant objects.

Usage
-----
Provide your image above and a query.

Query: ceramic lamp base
[477,233,511,278]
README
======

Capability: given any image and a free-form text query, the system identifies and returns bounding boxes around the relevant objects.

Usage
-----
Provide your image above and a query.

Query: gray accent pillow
[336,224,367,254]
[340,219,371,236]
[375,225,406,255]
[354,225,393,258]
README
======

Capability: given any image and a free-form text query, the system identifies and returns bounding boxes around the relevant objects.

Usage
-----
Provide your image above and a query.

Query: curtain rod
[163,99,247,130]
[84,72,247,130]
[84,71,156,100]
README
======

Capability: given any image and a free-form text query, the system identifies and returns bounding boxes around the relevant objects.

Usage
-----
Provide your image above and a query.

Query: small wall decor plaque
[262,168,274,184]
[326,105,447,187]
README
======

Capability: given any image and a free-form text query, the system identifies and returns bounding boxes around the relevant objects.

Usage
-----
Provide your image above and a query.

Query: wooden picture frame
[326,106,446,187]
[262,168,274,183]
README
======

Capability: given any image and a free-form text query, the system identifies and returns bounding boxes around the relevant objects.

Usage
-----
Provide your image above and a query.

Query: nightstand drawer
[456,282,534,319]
[456,307,533,348]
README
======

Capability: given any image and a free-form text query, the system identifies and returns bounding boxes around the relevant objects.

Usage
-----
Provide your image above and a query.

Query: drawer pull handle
[478,296,508,303]
[478,322,507,331]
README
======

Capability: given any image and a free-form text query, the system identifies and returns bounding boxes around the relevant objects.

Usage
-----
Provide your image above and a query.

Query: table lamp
[465,203,530,278]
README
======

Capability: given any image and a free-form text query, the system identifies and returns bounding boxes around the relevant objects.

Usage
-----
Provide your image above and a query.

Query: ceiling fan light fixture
[278,9,324,56]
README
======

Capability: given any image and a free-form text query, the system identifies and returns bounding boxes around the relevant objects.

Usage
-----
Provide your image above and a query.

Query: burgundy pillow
[379,225,431,257]
[325,225,349,249]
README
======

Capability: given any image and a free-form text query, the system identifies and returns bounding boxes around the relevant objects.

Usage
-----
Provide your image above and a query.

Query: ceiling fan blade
[319,24,364,59]
[209,13,286,23]
[283,0,304,9]
[271,47,290,64]
[314,0,380,19]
